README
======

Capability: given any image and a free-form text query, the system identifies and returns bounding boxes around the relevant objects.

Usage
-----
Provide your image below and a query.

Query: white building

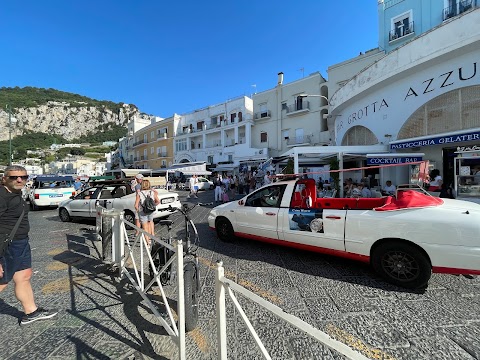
[116,115,156,168]
[251,72,331,166]
[329,0,480,197]
[174,96,264,173]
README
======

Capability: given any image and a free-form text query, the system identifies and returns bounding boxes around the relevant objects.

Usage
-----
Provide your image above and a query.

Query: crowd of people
[212,170,273,204]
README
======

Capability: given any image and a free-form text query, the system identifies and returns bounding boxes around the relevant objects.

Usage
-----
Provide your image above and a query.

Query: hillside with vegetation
[0,125,125,165]
[0,86,134,114]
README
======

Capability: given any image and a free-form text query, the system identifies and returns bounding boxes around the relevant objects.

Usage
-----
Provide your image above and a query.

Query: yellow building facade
[131,115,178,170]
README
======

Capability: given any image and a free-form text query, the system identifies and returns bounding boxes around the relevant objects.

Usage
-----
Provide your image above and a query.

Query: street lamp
[297,93,331,105]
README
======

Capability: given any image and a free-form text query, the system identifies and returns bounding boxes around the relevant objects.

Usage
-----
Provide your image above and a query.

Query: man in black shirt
[0,165,57,324]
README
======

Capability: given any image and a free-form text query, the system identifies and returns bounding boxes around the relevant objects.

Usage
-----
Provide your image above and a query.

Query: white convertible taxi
[58,180,181,226]
[208,178,480,289]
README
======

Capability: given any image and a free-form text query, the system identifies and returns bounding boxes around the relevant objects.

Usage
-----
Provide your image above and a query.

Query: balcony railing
[287,101,310,115]
[157,132,168,139]
[156,152,168,157]
[444,0,474,20]
[286,135,312,146]
[254,110,271,120]
[389,21,414,41]
[133,139,146,147]
[205,123,220,130]
[140,155,148,161]
[205,141,222,148]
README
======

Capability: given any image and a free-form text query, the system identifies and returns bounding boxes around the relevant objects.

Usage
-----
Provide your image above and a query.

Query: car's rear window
[38,181,74,189]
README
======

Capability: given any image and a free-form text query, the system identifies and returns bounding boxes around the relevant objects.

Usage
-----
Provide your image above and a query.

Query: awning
[152,162,211,176]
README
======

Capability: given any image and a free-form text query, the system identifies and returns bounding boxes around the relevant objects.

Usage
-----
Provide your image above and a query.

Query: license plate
[49,194,63,198]
[161,198,174,204]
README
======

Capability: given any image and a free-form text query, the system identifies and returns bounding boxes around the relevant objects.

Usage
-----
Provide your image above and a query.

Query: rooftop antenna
[299,67,304,78]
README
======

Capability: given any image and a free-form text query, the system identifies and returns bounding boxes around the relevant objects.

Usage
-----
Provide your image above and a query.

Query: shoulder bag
[0,204,25,257]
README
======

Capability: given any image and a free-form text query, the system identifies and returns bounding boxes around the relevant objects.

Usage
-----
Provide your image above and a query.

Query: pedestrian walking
[132,174,144,236]
[134,179,160,246]
[214,174,223,204]
[187,175,199,199]
[0,165,58,325]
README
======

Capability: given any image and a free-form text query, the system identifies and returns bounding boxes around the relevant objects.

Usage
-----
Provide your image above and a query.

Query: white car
[58,180,181,226]
[185,177,214,191]
[29,175,76,210]
[208,178,480,289]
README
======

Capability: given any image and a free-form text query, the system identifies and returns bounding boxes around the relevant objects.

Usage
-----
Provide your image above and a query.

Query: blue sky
[1,1,379,117]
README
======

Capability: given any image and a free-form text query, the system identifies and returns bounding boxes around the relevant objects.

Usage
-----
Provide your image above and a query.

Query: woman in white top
[134,179,160,245]
[428,169,443,192]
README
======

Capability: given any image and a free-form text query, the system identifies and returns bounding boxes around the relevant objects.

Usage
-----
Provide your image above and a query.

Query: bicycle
[149,202,211,332]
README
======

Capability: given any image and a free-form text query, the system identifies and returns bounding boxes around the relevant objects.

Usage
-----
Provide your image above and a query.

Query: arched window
[341,125,378,146]
[398,85,480,139]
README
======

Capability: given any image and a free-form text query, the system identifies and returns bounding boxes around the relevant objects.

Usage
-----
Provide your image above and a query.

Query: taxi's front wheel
[59,208,71,222]
[216,218,234,242]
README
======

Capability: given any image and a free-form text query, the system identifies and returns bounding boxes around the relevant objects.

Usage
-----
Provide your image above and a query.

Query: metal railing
[443,0,474,20]
[254,110,271,119]
[286,134,312,146]
[97,209,187,360]
[133,139,146,147]
[287,101,310,113]
[389,21,414,41]
[215,261,370,360]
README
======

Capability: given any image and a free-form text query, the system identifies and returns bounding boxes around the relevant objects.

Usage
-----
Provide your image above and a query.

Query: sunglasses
[8,175,29,181]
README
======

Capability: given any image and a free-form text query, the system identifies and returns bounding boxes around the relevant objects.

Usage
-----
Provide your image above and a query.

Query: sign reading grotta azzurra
[390,131,480,150]
[367,157,423,165]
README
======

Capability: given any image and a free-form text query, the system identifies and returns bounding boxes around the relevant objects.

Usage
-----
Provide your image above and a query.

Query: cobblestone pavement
[1,189,479,359]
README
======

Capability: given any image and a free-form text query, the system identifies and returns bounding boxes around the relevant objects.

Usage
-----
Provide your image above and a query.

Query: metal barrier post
[111,211,124,268]
[176,240,186,360]
[95,205,105,241]
[216,261,227,360]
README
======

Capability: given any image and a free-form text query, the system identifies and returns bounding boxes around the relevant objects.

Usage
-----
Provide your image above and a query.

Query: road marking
[326,323,396,360]
[48,248,64,256]
[42,275,90,294]
[46,261,69,270]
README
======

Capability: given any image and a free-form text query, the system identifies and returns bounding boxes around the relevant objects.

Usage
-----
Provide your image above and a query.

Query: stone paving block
[343,313,410,348]
[288,272,333,298]
[409,335,477,359]
[303,296,343,323]
[235,322,295,360]
[423,288,480,321]
[9,326,79,360]
[48,323,106,358]
[361,297,439,338]
[324,281,378,313]
[403,299,465,328]
[439,324,480,359]
[289,336,340,360]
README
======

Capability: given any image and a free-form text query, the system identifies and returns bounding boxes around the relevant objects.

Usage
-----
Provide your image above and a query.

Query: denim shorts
[139,211,154,223]
[0,237,32,285]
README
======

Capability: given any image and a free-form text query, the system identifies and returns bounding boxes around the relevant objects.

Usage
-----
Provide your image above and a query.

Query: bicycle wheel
[183,261,199,332]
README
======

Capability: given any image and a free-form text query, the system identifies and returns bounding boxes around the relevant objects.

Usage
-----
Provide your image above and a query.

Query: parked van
[29,175,75,210]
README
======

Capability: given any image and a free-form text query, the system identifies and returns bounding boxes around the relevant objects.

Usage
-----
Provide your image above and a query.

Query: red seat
[356,198,387,209]
[317,198,358,209]
[291,192,302,208]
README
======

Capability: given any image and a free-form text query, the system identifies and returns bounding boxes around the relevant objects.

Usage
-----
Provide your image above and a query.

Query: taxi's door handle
[325,215,341,220]
[265,212,276,216]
